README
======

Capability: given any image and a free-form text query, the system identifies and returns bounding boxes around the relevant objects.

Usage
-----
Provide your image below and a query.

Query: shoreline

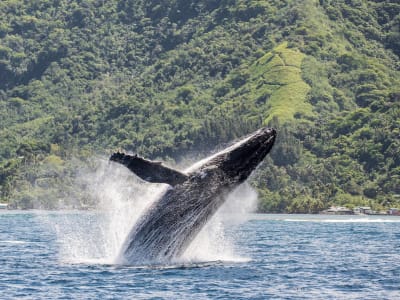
[1,207,400,217]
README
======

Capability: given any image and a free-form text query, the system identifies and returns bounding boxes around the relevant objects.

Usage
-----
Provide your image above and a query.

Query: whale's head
[201,127,276,183]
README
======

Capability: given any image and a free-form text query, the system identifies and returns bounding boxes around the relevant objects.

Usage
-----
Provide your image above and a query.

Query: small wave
[59,253,251,270]
[59,257,115,265]
[0,240,29,244]
[283,218,400,223]
[117,259,248,270]
[178,255,251,265]
[60,255,251,268]
[323,218,400,223]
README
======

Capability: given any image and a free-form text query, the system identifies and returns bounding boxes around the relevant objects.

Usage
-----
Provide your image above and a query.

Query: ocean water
[1,212,399,300]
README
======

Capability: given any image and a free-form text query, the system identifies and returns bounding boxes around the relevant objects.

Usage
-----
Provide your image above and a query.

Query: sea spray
[44,159,165,264]
[87,160,166,262]
[46,144,261,265]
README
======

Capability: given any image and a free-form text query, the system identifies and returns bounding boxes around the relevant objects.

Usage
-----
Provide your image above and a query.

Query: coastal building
[0,203,8,210]
[388,208,400,216]
[353,206,373,215]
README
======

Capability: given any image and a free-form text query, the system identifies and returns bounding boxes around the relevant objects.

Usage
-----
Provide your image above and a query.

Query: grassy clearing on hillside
[248,43,312,123]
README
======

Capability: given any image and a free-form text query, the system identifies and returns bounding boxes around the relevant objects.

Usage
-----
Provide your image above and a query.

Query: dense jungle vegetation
[0,0,399,212]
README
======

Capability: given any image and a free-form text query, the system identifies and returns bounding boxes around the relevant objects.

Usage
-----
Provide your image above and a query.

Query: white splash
[49,160,166,264]
[49,153,258,265]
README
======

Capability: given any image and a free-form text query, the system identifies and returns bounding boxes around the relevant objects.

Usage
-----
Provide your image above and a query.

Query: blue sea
[1,211,399,299]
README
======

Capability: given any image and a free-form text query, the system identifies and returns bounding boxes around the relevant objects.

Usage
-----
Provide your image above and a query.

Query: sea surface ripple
[1,211,399,299]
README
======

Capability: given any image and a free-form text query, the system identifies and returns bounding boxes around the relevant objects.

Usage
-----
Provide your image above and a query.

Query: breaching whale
[110,126,276,264]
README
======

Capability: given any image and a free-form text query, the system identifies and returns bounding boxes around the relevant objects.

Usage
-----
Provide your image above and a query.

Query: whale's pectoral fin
[110,152,188,186]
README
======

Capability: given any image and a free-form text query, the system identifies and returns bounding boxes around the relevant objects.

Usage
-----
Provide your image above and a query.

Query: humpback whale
[110,126,276,264]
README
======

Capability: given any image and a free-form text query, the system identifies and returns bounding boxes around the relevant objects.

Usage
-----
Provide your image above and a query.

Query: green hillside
[0,0,399,211]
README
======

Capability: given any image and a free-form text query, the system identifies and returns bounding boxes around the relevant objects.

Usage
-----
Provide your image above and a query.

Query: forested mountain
[0,0,399,211]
